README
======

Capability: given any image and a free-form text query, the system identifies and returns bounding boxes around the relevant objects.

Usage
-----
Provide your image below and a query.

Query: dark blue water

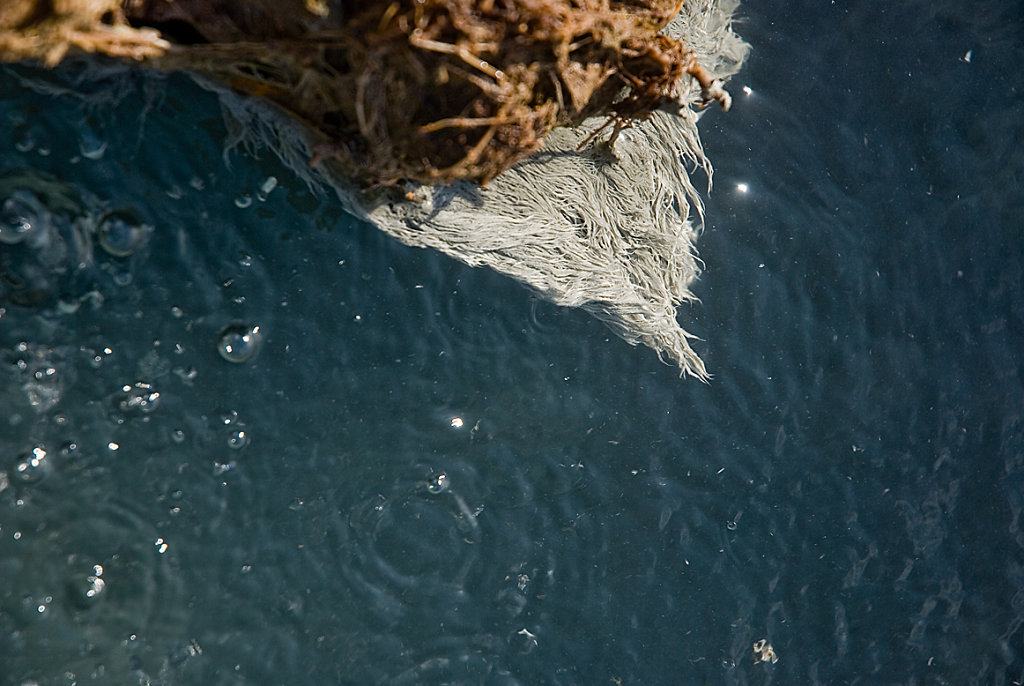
[1,1,1022,684]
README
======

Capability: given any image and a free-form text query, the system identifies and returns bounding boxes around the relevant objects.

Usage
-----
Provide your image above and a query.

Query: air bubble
[14,132,35,152]
[217,323,263,363]
[234,193,253,209]
[78,130,108,160]
[256,176,278,201]
[0,190,42,245]
[96,210,152,258]
[227,430,249,450]
[426,473,449,494]
[57,298,81,314]
[11,446,50,484]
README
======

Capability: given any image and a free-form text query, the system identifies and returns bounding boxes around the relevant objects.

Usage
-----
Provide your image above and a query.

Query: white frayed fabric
[215,0,748,378]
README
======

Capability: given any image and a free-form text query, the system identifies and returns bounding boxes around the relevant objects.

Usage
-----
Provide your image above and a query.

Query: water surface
[1,1,1022,684]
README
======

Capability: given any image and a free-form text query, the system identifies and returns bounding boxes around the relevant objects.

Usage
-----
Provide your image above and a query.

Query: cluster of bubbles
[0,187,76,307]
[6,442,84,492]
[111,382,162,420]
[2,90,286,686]
[67,564,107,611]
[11,446,50,484]
[233,175,278,208]
[12,342,66,412]
[0,170,155,308]
[219,409,251,452]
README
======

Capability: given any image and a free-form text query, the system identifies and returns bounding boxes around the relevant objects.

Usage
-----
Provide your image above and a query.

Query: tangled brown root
[132,0,729,185]
[0,0,167,67]
[3,1,730,185]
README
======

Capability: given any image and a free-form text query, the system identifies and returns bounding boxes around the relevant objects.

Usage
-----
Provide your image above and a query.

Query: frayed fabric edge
[204,0,749,378]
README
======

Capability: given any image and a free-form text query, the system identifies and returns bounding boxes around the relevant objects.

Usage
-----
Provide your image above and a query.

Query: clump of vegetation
[3,0,730,186]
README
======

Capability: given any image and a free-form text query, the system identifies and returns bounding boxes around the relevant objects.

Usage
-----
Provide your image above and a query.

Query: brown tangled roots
[2,0,730,185]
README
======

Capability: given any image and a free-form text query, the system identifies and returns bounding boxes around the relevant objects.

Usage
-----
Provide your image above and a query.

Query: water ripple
[0,496,189,683]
